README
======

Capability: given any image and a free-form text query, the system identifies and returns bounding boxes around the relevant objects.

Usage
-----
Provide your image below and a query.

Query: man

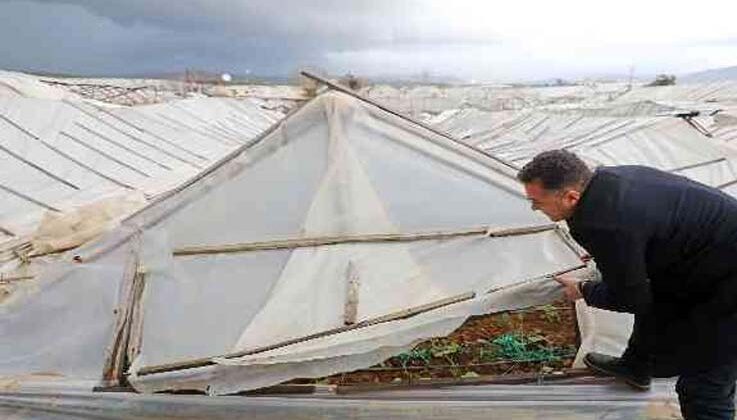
[517,150,737,420]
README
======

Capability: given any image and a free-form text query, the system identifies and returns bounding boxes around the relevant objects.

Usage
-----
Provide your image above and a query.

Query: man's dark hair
[517,150,592,190]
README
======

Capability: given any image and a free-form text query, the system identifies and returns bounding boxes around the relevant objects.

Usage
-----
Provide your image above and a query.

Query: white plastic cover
[0,379,687,420]
[573,300,634,368]
[88,90,585,394]
[0,241,135,383]
[0,94,282,238]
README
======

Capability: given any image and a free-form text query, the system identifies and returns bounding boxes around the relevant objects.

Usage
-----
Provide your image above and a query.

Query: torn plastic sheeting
[220,274,567,367]
[130,227,579,371]
[128,277,567,395]
[74,91,584,395]
[573,300,634,369]
[30,193,147,256]
[0,242,135,381]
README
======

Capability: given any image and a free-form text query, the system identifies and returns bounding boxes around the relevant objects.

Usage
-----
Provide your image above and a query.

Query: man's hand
[555,273,584,302]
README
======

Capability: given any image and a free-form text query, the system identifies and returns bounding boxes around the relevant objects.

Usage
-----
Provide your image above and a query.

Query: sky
[1,0,736,82]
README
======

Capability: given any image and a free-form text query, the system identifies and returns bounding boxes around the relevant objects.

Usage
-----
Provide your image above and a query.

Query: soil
[294,301,579,386]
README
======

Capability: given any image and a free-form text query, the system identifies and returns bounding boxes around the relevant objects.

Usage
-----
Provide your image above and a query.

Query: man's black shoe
[583,352,652,391]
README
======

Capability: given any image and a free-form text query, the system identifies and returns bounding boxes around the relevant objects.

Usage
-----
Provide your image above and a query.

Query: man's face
[523,180,581,222]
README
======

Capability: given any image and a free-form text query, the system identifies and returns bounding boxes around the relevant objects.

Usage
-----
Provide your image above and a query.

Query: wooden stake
[134,261,585,377]
[173,224,556,256]
[135,291,476,377]
[299,71,521,174]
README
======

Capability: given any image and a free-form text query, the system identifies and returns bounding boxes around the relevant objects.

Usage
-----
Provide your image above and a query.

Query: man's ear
[564,189,581,205]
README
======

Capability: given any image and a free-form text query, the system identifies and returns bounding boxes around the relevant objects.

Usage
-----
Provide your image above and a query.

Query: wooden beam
[173,224,557,256]
[102,257,143,383]
[485,263,586,295]
[73,95,320,264]
[173,224,556,256]
[299,71,521,173]
[669,157,726,173]
[135,291,476,377]
[717,178,737,190]
[0,275,34,284]
[134,261,585,378]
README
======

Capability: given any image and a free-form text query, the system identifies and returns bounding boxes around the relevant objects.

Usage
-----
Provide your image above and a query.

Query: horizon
[1,0,737,83]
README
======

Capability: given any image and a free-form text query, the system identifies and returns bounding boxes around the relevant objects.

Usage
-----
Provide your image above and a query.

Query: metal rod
[560,119,639,150]
[362,114,527,199]
[64,101,202,169]
[172,224,557,256]
[0,81,24,96]
[0,225,15,237]
[681,115,713,138]
[0,114,136,190]
[0,182,60,212]
[170,104,244,143]
[155,113,238,147]
[0,140,80,191]
[73,123,172,171]
[557,118,659,152]
[42,145,135,189]
[669,157,726,173]
[41,79,154,90]
[98,85,149,101]
[90,105,209,162]
[717,178,737,190]
[59,131,151,178]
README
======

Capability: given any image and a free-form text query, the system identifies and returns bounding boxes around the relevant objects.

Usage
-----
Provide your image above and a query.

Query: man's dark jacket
[568,165,737,375]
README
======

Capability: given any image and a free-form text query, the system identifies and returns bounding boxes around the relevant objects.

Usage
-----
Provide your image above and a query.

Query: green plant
[540,304,562,323]
[396,348,432,368]
[491,333,562,362]
[515,313,525,333]
[430,340,462,359]
[430,340,465,376]
[499,313,513,329]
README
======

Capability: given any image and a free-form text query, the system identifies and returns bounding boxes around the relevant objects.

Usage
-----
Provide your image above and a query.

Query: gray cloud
[0,0,735,81]
[0,0,424,76]
[19,0,414,50]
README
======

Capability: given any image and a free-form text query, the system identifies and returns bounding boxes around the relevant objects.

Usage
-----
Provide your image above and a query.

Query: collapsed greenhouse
[1,69,736,418]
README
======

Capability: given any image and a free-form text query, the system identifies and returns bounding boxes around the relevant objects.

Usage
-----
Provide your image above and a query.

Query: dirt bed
[295,301,579,386]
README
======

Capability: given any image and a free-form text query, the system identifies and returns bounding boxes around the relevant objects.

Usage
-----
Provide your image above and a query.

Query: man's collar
[566,168,598,224]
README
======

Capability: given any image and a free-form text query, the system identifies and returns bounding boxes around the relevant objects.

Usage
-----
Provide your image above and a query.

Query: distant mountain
[681,65,737,83]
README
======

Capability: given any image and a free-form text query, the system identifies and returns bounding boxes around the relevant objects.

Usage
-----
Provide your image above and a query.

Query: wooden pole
[134,261,586,377]
[717,178,737,190]
[173,224,556,256]
[135,291,476,377]
[669,157,725,173]
[299,71,521,173]
[73,94,321,264]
